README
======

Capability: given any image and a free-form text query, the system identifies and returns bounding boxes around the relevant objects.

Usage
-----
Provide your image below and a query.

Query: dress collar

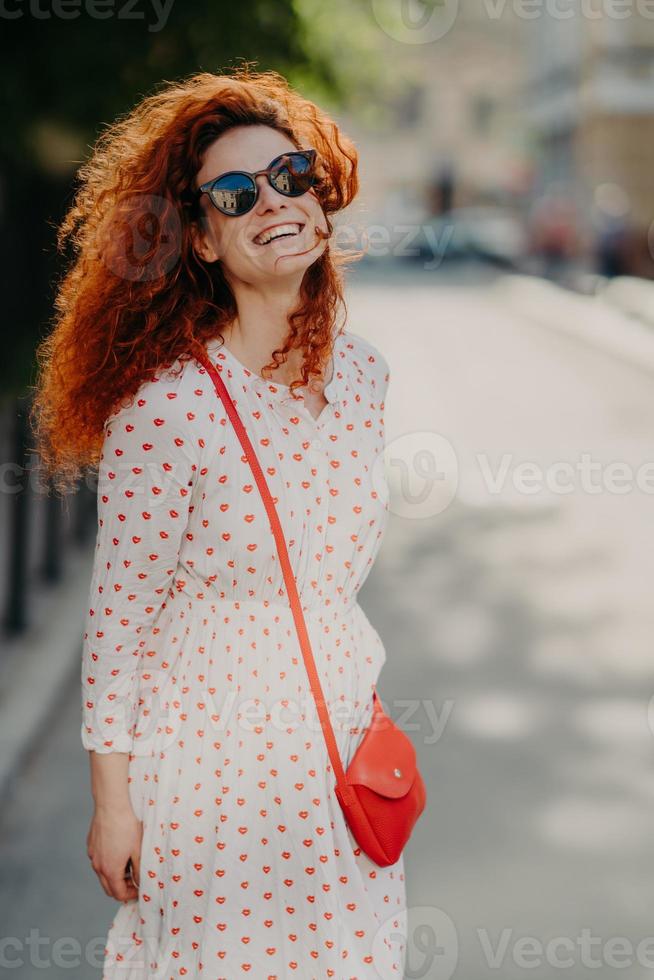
[204,330,346,407]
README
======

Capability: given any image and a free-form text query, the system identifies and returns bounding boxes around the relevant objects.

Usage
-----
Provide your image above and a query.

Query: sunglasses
[188,148,318,217]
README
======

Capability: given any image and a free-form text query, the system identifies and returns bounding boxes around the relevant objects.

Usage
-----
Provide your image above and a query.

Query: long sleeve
[350,331,391,445]
[80,371,201,754]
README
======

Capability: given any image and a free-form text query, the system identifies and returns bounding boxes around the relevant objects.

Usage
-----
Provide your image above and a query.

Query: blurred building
[334,2,530,247]
[333,2,653,278]
[525,10,654,277]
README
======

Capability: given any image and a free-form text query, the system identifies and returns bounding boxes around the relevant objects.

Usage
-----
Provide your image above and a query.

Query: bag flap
[346,692,418,798]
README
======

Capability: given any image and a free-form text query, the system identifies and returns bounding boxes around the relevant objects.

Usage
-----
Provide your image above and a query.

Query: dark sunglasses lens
[210,174,256,215]
[271,153,315,196]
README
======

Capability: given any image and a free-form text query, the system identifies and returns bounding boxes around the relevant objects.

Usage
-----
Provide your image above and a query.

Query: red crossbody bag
[196,350,427,867]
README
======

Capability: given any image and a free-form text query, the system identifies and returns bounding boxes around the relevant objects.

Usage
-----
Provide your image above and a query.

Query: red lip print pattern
[82,330,408,978]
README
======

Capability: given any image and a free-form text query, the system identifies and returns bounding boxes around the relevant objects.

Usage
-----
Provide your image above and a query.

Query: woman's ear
[190,218,220,263]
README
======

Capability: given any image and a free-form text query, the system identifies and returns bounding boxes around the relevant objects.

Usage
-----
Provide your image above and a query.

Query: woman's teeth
[255,223,303,246]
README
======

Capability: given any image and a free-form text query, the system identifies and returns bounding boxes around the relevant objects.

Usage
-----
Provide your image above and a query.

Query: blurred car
[412,206,528,269]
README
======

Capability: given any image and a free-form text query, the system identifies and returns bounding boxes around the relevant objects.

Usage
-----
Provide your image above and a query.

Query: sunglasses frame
[189,148,318,217]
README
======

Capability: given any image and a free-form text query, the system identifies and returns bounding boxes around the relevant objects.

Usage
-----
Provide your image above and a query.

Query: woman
[31,66,406,978]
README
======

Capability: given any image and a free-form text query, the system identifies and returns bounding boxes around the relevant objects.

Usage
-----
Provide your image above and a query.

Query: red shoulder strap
[195,350,354,805]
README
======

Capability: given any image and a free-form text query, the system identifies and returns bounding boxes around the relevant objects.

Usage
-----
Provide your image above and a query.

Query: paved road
[1,260,653,979]
[349,260,654,979]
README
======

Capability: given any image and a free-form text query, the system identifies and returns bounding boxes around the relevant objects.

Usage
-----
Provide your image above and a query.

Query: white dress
[81,328,407,979]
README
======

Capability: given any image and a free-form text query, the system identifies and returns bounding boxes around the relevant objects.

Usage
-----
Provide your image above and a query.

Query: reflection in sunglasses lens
[213,181,256,215]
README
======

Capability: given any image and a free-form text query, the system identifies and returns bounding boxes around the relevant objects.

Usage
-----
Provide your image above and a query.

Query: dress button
[310,439,323,454]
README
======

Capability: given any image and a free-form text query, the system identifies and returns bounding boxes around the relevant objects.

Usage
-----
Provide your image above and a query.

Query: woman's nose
[254,174,286,212]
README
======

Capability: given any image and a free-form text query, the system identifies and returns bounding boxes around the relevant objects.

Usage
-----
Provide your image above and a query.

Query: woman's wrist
[89,751,132,811]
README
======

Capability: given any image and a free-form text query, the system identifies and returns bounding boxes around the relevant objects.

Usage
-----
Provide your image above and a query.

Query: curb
[490,274,654,377]
[0,547,92,804]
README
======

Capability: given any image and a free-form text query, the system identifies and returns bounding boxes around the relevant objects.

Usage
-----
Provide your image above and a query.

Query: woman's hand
[87,802,143,903]
[86,750,142,902]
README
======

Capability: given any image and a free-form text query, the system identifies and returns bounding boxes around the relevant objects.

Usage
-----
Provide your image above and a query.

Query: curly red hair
[30,64,363,494]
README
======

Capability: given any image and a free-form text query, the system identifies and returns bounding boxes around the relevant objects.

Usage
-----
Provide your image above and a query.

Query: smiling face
[189,125,329,286]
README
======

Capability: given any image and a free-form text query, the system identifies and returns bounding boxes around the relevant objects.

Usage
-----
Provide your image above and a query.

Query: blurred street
[2,261,654,978]
[350,260,654,979]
